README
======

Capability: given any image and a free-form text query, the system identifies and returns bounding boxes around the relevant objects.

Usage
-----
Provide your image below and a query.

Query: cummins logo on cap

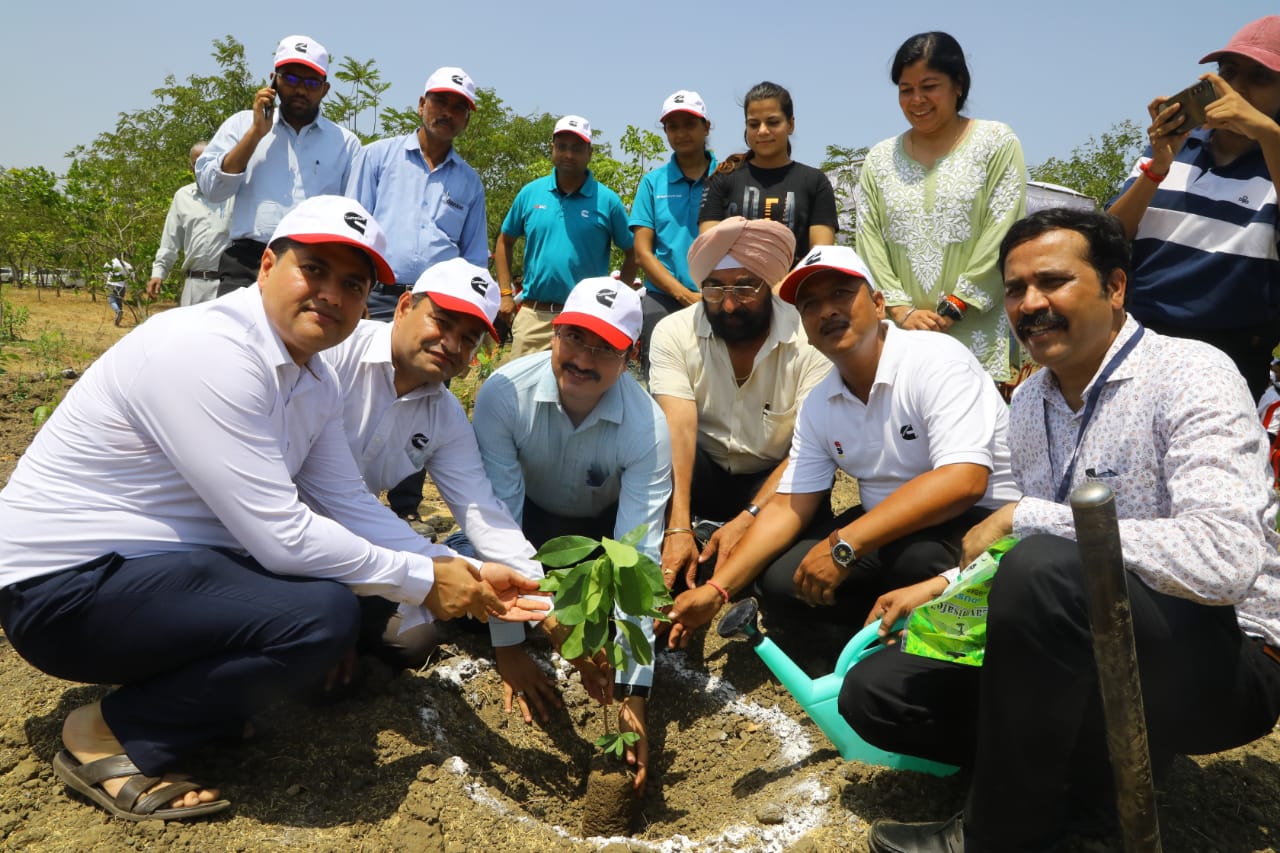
[596,288,617,308]
[470,276,489,297]
[568,119,578,127]
[294,42,309,52]
[343,212,367,234]
[674,94,685,103]
[805,250,822,265]
[452,74,465,85]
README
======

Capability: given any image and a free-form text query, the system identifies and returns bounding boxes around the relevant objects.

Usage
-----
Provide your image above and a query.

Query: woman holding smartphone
[856,32,1026,382]
[698,81,838,260]
[1108,16,1280,398]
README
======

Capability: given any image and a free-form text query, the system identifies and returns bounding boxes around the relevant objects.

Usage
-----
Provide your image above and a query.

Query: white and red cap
[424,66,477,108]
[778,245,877,304]
[269,196,395,285]
[274,35,329,76]
[554,277,642,350]
[411,258,500,341]
[661,90,707,121]
[554,115,592,144]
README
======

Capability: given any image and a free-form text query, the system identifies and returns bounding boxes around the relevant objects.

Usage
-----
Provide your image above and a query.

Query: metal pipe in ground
[1070,481,1162,852]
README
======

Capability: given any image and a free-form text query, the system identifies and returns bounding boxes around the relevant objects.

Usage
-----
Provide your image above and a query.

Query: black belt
[524,299,564,313]
[373,283,410,296]
[186,270,220,280]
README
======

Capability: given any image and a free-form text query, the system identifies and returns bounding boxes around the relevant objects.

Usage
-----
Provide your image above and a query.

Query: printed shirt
[1010,316,1280,646]
[0,287,448,613]
[197,109,362,242]
[345,133,488,283]
[150,183,233,278]
[500,170,634,303]
[648,296,831,474]
[629,152,716,293]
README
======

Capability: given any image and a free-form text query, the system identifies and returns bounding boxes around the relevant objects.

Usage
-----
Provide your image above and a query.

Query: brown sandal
[52,750,230,821]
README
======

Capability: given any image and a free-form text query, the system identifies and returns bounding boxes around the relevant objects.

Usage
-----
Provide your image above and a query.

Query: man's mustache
[1016,309,1068,338]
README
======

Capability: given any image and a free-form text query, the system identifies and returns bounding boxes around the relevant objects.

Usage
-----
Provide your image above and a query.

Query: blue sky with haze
[4,1,1274,178]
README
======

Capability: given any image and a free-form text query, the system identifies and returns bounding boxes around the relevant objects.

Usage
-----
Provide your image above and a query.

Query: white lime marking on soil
[422,653,836,851]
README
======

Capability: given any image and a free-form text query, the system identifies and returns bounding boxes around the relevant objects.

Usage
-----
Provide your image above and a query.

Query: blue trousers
[0,549,360,776]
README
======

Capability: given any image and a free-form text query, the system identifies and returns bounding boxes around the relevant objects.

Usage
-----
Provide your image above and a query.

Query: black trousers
[639,289,684,380]
[215,238,268,295]
[0,550,360,776]
[839,534,1280,852]
[689,447,775,523]
[756,504,992,629]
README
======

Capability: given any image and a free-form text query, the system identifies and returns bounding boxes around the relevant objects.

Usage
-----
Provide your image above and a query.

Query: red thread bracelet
[705,580,730,603]
[1139,161,1167,184]
[942,294,968,316]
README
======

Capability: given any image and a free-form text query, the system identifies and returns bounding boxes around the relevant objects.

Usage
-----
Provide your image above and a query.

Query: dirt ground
[0,286,1277,852]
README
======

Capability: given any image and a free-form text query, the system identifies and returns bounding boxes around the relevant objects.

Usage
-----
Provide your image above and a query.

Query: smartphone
[1159,80,1217,130]
[262,80,277,120]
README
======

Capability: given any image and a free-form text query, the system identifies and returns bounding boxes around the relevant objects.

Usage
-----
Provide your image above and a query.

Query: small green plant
[535,524,672,757]
[1,300,30,343]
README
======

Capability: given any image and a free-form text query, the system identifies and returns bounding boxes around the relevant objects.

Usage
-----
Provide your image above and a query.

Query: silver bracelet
[900,307,917,326]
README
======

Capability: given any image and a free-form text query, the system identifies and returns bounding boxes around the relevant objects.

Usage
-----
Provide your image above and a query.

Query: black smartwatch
[828,529,856,568]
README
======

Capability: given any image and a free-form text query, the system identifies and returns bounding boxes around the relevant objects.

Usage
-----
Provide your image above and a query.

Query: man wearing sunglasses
[472,277,671,794]
[198,35,361,295]
[648,217,831,594]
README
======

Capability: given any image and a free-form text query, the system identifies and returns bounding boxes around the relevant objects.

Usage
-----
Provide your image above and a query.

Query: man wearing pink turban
[648,217,831,594]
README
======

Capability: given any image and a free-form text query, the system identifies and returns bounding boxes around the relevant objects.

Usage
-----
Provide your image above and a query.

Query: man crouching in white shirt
[322,257,612,717]
[0,196,547,823]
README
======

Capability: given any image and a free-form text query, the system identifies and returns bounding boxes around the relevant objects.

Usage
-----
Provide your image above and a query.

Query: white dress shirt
[149,183,233,279]
[0,287,450,613]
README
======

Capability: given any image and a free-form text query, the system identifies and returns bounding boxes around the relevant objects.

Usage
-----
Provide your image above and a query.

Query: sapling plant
[535,524,672,758]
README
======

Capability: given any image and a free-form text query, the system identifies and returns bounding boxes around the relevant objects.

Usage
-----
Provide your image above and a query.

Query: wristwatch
[828,529,856,568]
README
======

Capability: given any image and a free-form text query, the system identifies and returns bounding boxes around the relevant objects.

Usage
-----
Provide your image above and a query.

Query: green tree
[324,57,392,144]
[820,144,869,246]
[1029,120,1144,206]
[0,167,67,285]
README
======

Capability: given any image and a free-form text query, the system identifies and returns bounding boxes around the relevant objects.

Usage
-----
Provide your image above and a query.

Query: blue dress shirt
[629,152,716,294]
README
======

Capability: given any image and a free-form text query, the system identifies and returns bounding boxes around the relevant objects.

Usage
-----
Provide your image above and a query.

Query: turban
[687,217,796,289]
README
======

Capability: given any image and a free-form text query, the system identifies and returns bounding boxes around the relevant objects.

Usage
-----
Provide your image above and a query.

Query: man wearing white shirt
[145,141,232,306]
[0,196,544,823]
[323,258,609,716]
[197,35,361,294]
[667,245,1019,648]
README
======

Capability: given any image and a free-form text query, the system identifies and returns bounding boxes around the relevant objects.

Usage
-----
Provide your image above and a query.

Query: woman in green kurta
[856,31,1026,382]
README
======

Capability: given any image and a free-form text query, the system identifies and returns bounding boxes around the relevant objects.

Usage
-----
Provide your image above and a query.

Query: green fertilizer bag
[903,536,1019,667]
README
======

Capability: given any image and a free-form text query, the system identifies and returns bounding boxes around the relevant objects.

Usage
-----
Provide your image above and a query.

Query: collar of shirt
[551,168,597,198]
[531,356,625,428]
[400,132,461,172]
[270,107,325,139]
[820,321,909,403]
[357,319,444,402]
[663,151,717,184]
[1027,314,1142,409]
[222,284,330,401]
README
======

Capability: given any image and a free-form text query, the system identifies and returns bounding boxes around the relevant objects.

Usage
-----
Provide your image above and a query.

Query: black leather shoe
[867,812,965,853]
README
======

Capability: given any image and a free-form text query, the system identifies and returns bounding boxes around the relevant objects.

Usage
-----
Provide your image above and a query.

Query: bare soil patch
[0,288,1277,851]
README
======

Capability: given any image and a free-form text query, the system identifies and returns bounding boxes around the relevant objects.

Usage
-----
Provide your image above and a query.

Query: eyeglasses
[701,279,766,304]
[554,327,628,361]
[277,72,325,91]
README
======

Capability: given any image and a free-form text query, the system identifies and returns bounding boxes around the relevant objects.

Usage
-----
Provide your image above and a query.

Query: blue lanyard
[1052,325,1145,503]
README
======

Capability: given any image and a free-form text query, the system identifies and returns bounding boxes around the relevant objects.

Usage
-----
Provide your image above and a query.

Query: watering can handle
[832,618,908,677]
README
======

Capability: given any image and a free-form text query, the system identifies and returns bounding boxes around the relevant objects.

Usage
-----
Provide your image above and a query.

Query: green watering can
[716,598,958,776]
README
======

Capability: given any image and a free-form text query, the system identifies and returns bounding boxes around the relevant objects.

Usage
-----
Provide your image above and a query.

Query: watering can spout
[715,598,956,776]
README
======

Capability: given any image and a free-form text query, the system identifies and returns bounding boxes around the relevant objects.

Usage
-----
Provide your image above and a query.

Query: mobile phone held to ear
[263,80,277,120]
[1159,80,1217,130]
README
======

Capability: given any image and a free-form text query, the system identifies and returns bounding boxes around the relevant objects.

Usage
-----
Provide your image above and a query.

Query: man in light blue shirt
[473,277,671,793]
[346,67,488,322]
[197,35,361,294]
[494,115,637,359]
[631,90,717,374]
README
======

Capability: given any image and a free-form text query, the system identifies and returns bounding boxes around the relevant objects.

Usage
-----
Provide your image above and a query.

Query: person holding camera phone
[855,32,1027,385]
[1109,16,1280,398]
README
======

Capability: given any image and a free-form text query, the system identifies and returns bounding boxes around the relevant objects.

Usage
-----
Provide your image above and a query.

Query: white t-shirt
[779,322,1021,510]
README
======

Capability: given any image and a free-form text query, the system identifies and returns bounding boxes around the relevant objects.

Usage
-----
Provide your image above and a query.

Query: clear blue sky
[3,1,1275,179]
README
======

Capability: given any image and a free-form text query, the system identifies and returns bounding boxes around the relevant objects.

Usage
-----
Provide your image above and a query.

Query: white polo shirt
[323,320,545,647]
[780,322,1020,510]
[0,286,445,610]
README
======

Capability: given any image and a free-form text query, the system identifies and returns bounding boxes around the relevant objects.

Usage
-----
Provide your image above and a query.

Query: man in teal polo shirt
[631,90,717,376]
[495,115,637,359]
